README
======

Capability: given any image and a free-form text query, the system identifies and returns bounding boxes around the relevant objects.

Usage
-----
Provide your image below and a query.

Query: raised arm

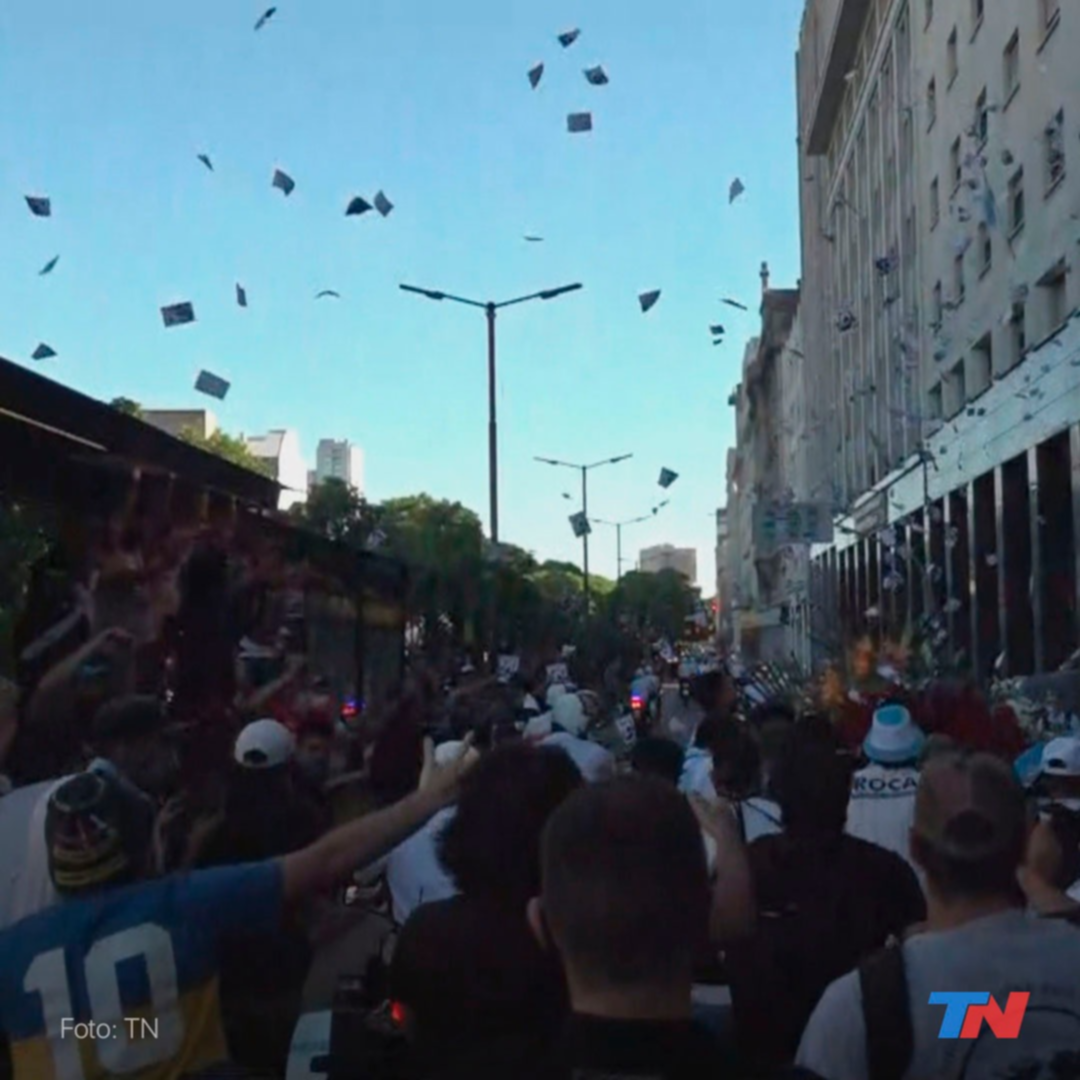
[281,736,471,904]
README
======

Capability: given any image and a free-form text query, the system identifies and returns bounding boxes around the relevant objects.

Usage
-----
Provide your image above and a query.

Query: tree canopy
[178,427,272,477]
[109,397,144,418]
[292,479,690,665]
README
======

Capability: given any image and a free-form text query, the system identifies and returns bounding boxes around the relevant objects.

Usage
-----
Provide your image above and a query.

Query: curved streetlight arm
[535,456,580,470]
[587,452,633,471]
[399,284,487,309]
[497,283,583,309]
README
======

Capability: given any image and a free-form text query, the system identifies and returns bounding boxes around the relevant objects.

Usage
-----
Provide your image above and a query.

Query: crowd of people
[2,513,1080,1079]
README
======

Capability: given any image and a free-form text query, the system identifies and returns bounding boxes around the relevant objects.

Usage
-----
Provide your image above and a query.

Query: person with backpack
[797,750,1080,1080]
[724,729,925,1073]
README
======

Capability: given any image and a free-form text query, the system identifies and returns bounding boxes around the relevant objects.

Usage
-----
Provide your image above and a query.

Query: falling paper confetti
[558,28,580,47]
[254,7,277,31]
[658,468,679,489]
[31,343,56,361]
[875,254,897,275]
[315,290,341,300]
[366,528,388,552]
[161,302,196,328]
[865,606,881,620]
[567,112,593,133]
[373,191,394,217]
[836,310,858,333]
[25,196,51,218]
[197,153,214,172]
[639,290,661,313]
[721,298,748,311]
[236,283,248,308]
[945,525,960,549]
[523,235,544,243]
[729,178,746,203]
[38,255,59,276]
[528,63,544,89]
[709,324,726,337]
[583,65,609,86]
[346,196,373,216]
[569,511,591,538]
[195,370,230,400]
[986,553,999,568]
[944,598,962,614]
[272,169,295,196]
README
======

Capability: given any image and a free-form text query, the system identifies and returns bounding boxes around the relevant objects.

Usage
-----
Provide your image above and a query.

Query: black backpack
[858,942,914,1080]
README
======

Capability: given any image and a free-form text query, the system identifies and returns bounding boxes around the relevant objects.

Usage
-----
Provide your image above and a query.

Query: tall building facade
[639,545,698,585]
[725,279,811,665]
[246,430,308,511]
[314,438,364,493]
[798,0,1080,679]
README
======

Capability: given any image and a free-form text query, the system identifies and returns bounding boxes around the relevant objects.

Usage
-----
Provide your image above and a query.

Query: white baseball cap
[234,719,295,769]
[552,693,587,737]
[1040,736,1080,778]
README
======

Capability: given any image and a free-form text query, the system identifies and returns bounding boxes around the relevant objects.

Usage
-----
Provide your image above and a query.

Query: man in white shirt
[385,740,480,924]
[798,750,1080,1080]
[846,704,924,873]
[542,693,615,784]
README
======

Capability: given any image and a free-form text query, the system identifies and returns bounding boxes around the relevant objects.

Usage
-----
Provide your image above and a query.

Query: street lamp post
[593,501,670,583]
[400,282,583,544]
[535,454,633,608]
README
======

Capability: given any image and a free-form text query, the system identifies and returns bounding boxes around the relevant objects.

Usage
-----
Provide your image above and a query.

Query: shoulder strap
[858,942,913,1080]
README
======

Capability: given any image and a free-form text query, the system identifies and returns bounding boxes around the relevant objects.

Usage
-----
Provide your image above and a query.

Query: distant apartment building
[314,438,364,493]
[141,409,218,441]
[246,430,308,511]
[639,544,698,585]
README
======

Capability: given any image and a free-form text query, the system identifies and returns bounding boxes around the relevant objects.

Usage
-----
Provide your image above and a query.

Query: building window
[1040,261,1069,333]
[971,0,984,34]
[931,177,940,228]
[979,222,992,274]
[1045,109,1066,192]
[950,137,963,190]
[927,78,937,127]
[1010,301,1027,365]
[1008,168,1025,235]
[947,28,959,86]
[975,88,989,144]
[1003,32,1020,103]
[948,360,967,414]
[972,333,992,392]
[933,280,944,325]
[929,383,943,419]
[1040,0,1061,37]
[954,251,966,303]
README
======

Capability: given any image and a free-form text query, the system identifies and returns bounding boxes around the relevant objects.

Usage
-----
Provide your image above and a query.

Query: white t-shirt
[385,806,458,926]
[542,732,615,783]
[845,763,920,872]
[679,750,782,843]
[679,746,717,801]
[0,777,67,931]
[797,910,1080,1080]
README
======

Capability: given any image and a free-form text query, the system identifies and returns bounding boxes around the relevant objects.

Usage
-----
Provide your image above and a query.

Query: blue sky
[0,0,804,589]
